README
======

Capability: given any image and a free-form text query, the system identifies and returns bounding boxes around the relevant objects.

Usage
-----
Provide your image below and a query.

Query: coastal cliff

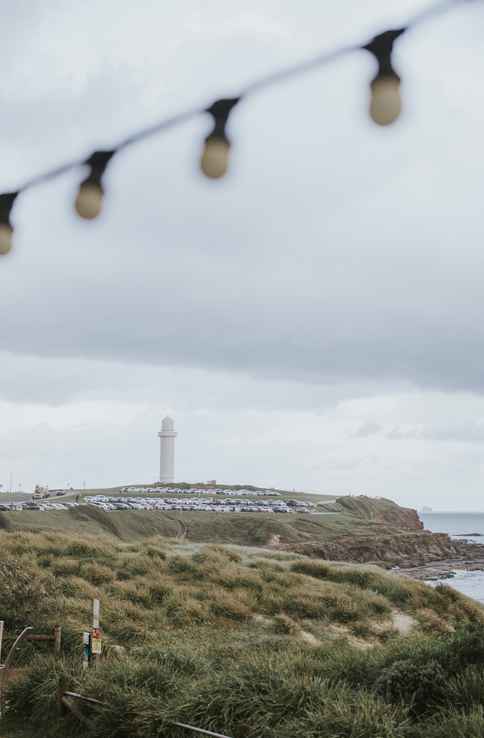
[0,491,481,569]
[332,495,424,530]
[283,496,484,567]
[285,531,484,568]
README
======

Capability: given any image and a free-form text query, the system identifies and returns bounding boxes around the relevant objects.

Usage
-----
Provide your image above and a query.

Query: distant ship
[421,506,433,513]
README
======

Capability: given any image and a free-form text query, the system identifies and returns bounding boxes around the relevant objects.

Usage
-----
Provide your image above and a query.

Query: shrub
[145,545,167,560]
[64,540,111,559]
[272,615,299,635]
[149,581,174,604]
[217,571,264,592]
[167,556,200,578]
[374,658,448,714]
[434,583,462,603]
[291,561,331,579]
[209,593,252,622]
[111,581,151,607]
[193,545,241,564]
[413,707,484,738]
[0,557,54,628]
[446,666,484,711]
[80,562,114,585]
[178,662,408,738]
[51,557,81,577]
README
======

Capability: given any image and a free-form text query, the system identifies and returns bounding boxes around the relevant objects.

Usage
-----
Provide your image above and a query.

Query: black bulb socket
[0,192,19,228]
[205,97,240,144]
[364,29,405,82]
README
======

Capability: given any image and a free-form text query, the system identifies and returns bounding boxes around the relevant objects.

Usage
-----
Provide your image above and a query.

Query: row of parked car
[121,486,282,497]
[85,495,316,514]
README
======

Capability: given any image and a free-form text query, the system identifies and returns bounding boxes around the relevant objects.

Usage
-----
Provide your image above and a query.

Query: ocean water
[420,512,484,604]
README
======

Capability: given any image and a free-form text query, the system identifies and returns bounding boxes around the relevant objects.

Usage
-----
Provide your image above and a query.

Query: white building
[158,416,177,483]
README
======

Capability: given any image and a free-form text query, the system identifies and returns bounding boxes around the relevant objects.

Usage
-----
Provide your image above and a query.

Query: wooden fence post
[53,625,62,656]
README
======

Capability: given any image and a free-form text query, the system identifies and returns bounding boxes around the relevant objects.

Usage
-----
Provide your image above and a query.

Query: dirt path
[391,611,416,635]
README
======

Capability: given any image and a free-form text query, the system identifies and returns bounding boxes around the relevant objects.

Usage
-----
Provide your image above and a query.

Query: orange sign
[91,628,102,655]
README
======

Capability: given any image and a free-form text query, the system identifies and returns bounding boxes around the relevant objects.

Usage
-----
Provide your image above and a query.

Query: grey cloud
[385,423,484,444]
[0,351,390,412]
[1,0,484,506]
[352,421,382,438]
[2,24,484,395]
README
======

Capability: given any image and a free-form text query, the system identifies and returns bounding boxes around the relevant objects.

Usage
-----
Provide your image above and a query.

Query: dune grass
[0,497,418,548]
[1,530,482,653]
[7,625,484,738]
[2,528,484,737]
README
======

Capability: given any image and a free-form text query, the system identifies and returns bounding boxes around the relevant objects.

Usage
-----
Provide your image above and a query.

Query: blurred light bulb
[370,74,401,127]
[75,181,103,220]
[0,224,13,255]
[201,136,230,179]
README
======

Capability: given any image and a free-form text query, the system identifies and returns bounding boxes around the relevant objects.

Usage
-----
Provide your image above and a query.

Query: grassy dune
[0,505,358,543]
[4,529,474,647]
[0,494,467,570]
[2,529,484,737]
[0,493,425,546]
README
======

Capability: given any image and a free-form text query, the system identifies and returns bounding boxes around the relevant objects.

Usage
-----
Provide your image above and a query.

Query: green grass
[0,493,459,581]
[2,528,484,738]
[0,494,424,547]
[8,626,484,738]
[0,530,481,654]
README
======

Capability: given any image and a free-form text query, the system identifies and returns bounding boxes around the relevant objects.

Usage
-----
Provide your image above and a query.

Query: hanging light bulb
[201,136,231,179]
[75,181,103,220]
[75,150,115,220]
[0,192,19,255]
[200,97,240,179]
[370,73,401,126]
[0,224,13,255]
[364,29,405,127]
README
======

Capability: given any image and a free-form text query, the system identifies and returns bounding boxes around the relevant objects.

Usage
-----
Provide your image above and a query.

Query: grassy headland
[0,493,477,567]
[2,494,484,737]
[2,528,484,737]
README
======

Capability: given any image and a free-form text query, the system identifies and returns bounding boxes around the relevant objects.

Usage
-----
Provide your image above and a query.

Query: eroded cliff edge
[285,495,484,568]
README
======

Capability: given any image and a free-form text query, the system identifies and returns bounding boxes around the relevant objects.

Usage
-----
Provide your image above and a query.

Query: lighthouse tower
[158,416,177,483]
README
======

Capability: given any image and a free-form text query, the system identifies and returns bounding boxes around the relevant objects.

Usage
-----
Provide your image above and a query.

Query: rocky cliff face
[286,531,484,567]
[282,496,484,567]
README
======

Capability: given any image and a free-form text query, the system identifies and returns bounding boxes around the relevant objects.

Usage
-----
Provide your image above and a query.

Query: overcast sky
[1,0,484,509]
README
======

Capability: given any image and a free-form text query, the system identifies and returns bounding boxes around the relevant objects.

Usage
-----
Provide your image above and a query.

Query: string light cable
[0,0,479,255]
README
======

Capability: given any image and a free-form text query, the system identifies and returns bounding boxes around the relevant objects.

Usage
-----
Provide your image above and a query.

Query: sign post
[82,632,90,670]
[91,599,102,666]
[93,599,100,630]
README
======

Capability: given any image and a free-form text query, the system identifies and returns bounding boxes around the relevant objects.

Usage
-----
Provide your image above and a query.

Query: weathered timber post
[53,625,62,656]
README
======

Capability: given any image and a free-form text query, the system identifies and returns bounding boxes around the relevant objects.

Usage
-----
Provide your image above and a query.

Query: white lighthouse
[158,416,177,483]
